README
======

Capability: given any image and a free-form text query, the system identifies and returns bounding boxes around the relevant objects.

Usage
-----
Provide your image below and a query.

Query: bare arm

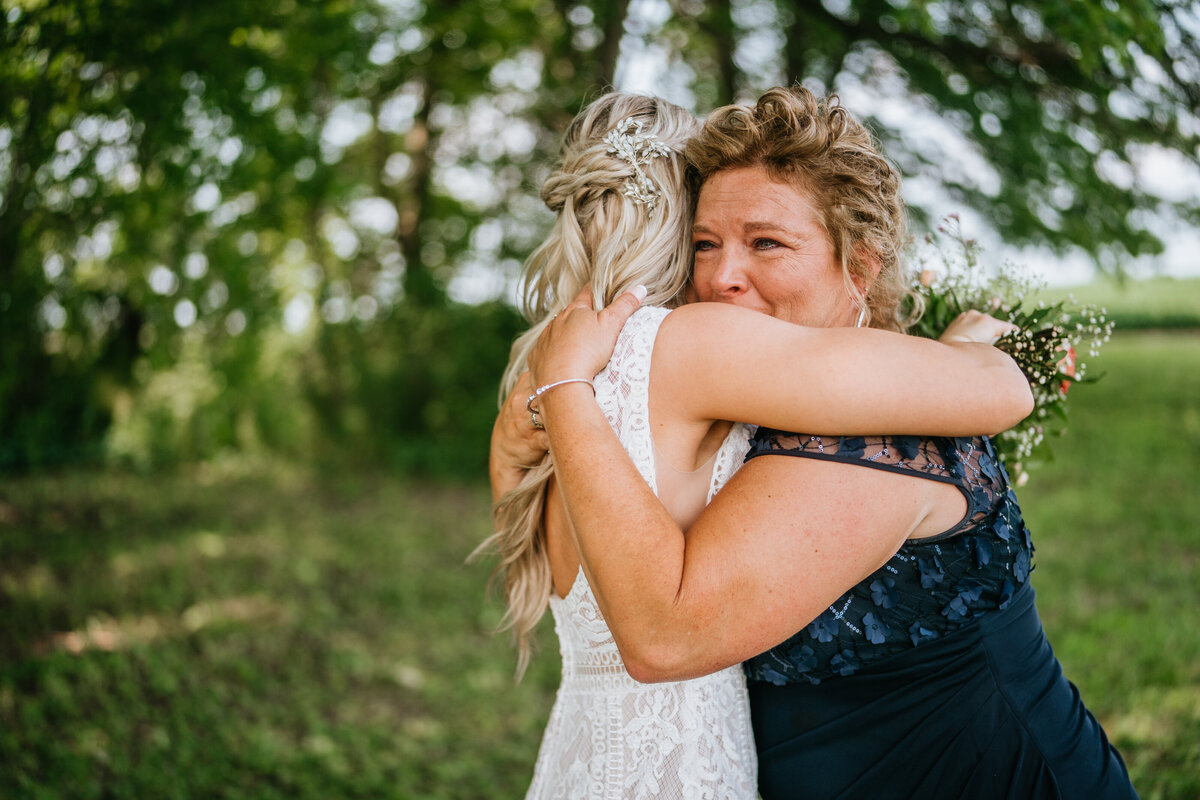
[539,381,959,682]
[525,293,1029,681]
[642,302,1031,436]
[491,291,1029,507]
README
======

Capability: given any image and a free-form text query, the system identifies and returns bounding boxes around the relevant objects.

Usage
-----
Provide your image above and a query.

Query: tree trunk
[396,74,444,308]
[706,0,737,105]
[595,0,631,89]
[783,5,808,87]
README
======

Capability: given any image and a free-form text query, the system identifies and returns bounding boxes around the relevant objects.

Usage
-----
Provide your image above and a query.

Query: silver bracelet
[525,378,596,414]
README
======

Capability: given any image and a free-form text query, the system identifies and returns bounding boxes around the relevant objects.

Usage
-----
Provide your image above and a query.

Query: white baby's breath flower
[907,215,1113,484]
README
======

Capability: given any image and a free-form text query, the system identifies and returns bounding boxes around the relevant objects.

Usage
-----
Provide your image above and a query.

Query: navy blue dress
[742,432,1137,800]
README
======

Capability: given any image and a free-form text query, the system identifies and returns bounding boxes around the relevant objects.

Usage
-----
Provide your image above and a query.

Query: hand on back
[528,285,647,388]
[491,285,647,497]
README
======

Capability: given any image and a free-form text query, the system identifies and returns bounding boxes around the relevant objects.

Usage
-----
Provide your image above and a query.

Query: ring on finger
[530,409,544,430]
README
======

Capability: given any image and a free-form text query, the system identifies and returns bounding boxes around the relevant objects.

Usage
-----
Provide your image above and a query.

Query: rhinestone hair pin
[603,117,672,212]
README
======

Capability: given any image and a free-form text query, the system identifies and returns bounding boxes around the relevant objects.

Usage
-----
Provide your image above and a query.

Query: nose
[705,249,749,299]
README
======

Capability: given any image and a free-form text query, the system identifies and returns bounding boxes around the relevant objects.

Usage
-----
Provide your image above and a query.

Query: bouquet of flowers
[906,216,1114,484]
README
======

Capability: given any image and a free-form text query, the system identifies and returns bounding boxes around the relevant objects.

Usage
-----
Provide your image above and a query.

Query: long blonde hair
[479,92,699,678]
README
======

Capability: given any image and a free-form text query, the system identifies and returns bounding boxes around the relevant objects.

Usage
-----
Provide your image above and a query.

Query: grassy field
[1018,330,1200,796]
[3,331,1199,798]
[1035,274,1200,329]
[0,467,555,799]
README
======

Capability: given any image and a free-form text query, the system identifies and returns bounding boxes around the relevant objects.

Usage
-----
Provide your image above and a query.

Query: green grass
[0,463,560,799]
[1034,275,1200,330]
[3,331,1198,798]
[1020,331,1200,797]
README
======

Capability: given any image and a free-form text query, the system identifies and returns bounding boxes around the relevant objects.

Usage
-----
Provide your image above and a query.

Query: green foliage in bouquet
[906,217,1114,484]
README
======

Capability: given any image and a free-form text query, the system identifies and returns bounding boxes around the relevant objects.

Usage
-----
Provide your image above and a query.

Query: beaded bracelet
[525,378,595,414]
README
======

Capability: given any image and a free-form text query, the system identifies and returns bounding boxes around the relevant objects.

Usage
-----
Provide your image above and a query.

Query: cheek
[689,262,715,299]
[759,270,811,306]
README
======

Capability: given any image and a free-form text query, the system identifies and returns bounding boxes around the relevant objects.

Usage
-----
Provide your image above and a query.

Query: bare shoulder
[703,449,962,543]
[658,302,777,336]
[651,304,736,395]
[654,303,794,364]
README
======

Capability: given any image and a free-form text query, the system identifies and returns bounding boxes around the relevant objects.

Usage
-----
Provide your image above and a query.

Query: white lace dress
[525,306,758,800]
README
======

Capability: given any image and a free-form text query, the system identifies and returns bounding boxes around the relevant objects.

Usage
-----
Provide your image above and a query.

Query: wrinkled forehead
[702,161,825,211]
[695,165,830,238]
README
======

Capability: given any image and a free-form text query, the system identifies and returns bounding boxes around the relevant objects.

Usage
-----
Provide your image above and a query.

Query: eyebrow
[692,221,796,235]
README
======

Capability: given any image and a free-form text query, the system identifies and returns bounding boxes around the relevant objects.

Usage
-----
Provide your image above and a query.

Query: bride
[480,91,1031,798]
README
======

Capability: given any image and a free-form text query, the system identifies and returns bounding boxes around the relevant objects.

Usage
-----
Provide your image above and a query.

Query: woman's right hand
[938,310,1018,345]
[528,285,647,388]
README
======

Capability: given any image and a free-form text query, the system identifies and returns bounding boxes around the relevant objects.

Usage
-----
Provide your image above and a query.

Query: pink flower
[1058,344,1076,394]
[919,269,937,287]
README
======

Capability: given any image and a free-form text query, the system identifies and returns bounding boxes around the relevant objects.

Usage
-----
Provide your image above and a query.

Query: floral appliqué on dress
[742,433,1034,686]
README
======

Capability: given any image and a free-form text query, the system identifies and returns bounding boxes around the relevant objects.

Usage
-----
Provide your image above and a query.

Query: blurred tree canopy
[1,0,1197,474]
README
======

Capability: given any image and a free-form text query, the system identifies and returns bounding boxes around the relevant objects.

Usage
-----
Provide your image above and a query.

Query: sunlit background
[3,0,1200,473]
[3,2,1199,797]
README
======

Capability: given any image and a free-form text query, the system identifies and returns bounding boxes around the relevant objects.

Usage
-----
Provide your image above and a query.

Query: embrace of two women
[482,87,1138,799]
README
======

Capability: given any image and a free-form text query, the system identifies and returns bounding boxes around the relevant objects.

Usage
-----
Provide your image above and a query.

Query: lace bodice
[741,432,1034,686]
[526,306,757,800]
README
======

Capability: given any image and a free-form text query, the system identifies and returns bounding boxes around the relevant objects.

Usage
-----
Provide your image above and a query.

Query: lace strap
[746,432,961,482]
[592,305,671,494]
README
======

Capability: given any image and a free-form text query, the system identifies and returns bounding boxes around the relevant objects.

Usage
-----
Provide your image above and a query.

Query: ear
[851,247,883,296]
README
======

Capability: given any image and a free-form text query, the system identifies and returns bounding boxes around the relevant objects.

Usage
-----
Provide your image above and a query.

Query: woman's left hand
[490,370,550,502]
[938,310,1018,345]
[528,285,647,387]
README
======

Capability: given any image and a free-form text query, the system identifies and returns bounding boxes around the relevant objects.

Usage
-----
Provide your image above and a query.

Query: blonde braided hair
[476,92,699,678]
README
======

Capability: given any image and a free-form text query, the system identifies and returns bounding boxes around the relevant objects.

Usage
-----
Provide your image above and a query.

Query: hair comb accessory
[603,117,672,211]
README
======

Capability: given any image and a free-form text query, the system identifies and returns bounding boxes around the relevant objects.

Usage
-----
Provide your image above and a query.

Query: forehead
[695,166,823,231]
